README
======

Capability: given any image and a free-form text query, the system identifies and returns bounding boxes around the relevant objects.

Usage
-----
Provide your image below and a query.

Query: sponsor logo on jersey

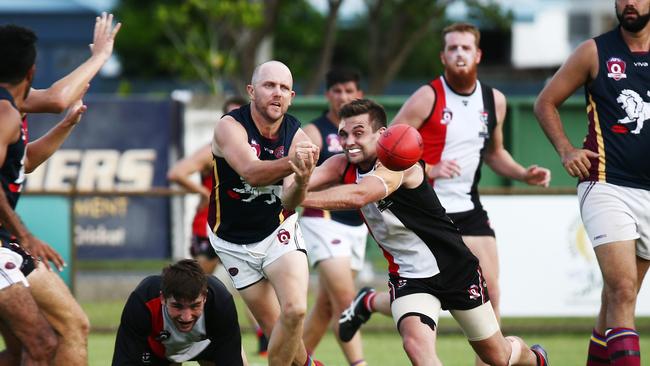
[277,229,291,245]
[441,108,453,125]
[606,58,627,80]
[634,61,648,67]
[615,89,650,134]
[397,279,407,288]
[468,284,481,300]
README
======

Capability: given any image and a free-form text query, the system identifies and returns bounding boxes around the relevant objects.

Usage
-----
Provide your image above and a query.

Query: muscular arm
[167,144,212,200]
[212,116,294,187]
[302,123,323,150]
[302,164,404,210]
[22,13,121,113]
[25,100,86,173]
[534,39,599,178]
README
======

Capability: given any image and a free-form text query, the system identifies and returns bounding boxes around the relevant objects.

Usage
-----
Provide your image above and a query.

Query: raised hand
[89,12,122,61]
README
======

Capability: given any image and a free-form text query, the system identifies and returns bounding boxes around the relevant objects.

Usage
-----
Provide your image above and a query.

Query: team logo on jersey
[232,178,282,204]
[141,351,152,365]
[250,139,261,157]
[478,110,489,138]
[616,89,650,134]
[468,284,481,300]
[326,133,343,153]
[274,146,285,158]
[441,108,453,125]
[155,330,171,341]
[331,239,341,245]
[277,229,291,245]
[4,261,15,270]
[228,267,239,276]
[397,279,408,288]
[606,58,627,80]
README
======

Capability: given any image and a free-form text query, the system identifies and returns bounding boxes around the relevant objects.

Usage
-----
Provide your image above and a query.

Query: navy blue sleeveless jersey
[207,104,300,244]
[301,112,363,226]
[0,87,27,210]
[583,27,650,190]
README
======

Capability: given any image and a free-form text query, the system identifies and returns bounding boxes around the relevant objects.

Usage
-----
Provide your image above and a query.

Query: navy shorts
[447,207,495,237]
[190,235,218,259]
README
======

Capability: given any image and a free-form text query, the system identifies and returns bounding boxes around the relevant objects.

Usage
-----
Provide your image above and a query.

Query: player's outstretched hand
[89,12,121,61]
[22,234,65,272]
[427,159,461,180]
[560,148,598,179]
[523,165,551,187]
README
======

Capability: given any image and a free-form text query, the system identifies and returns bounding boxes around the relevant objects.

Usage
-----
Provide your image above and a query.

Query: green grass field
[82,300,650,365]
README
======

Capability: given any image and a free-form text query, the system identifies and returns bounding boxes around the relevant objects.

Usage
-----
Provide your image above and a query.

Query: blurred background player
[112,259,245,365]
[167,95,268,356]
[535,1,650,364]
[302,98,548,366]
[0,13,120,366]
[207,60,321,366]
[300,68,370,365]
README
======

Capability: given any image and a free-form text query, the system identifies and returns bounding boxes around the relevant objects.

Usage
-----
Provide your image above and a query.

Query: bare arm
[21,13,121,113]
[485,90,550,187]
[212,116,295,187]
[0,105,64,270]
[167,143,213,200]
[25,100,87,173]
[393,85,460,179]
[302,123,323,150]
[534,39,599,179]
[302,163,404,210]
[307,154,348,192]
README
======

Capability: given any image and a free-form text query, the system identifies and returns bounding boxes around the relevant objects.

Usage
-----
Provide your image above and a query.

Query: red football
[376,124,423,171]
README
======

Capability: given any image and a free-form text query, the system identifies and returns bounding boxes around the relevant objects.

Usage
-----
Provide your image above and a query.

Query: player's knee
[477,349,510,366]
[281,301,307,327]
[401,333,429,361]
[607,279,637,305]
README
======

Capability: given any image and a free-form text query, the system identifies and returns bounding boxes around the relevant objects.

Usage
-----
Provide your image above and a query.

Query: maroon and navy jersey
[301,112,363,226]
[0,87,27,210]
[191,171,212,238]
[112,275,242,365]
[343,162,478,280]
[207,103,300,244]
[583,27,650,190]
[418,77,496,213]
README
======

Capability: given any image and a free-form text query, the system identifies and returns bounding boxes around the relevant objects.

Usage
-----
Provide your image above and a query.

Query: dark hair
[161,259,208,301]
[325,68,361,90]
[442,22,480,48]
[222,95,247,113]
[339,99,387,131]
[0,25,37,84]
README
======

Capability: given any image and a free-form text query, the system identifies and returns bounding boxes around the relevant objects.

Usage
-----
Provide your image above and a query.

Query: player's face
[163,295,206,333]
[326,81,362,117]
[441,32,481,88]
[248,64,295,124]
[338,113,384,170]
[616,0,650,32]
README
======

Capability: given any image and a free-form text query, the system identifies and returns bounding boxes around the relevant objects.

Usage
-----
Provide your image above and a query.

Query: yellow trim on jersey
[211,159,221,233]
[323,210,331,220]
[588,94,607,181]
[279,210,285,224]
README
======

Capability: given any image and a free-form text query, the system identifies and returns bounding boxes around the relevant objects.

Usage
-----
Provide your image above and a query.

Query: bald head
[251,60,293,87]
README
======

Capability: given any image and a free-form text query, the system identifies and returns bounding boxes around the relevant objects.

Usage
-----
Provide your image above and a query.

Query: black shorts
[447,207,495,237]
[0,230,36,277]
[190,235,218,259]
[388,265,490,311]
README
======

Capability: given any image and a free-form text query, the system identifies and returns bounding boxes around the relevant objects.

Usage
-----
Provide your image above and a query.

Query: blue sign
[25,96,182,259]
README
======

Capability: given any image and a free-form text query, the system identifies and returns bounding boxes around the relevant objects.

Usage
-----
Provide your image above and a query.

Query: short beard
[445,67,478,93]
[617,8,650,33]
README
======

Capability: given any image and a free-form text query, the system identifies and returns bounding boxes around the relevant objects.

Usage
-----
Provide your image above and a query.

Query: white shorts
[207,213,306,289]
[300,217,368,271]
[0,247,28,290]
[578,181,650,259]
